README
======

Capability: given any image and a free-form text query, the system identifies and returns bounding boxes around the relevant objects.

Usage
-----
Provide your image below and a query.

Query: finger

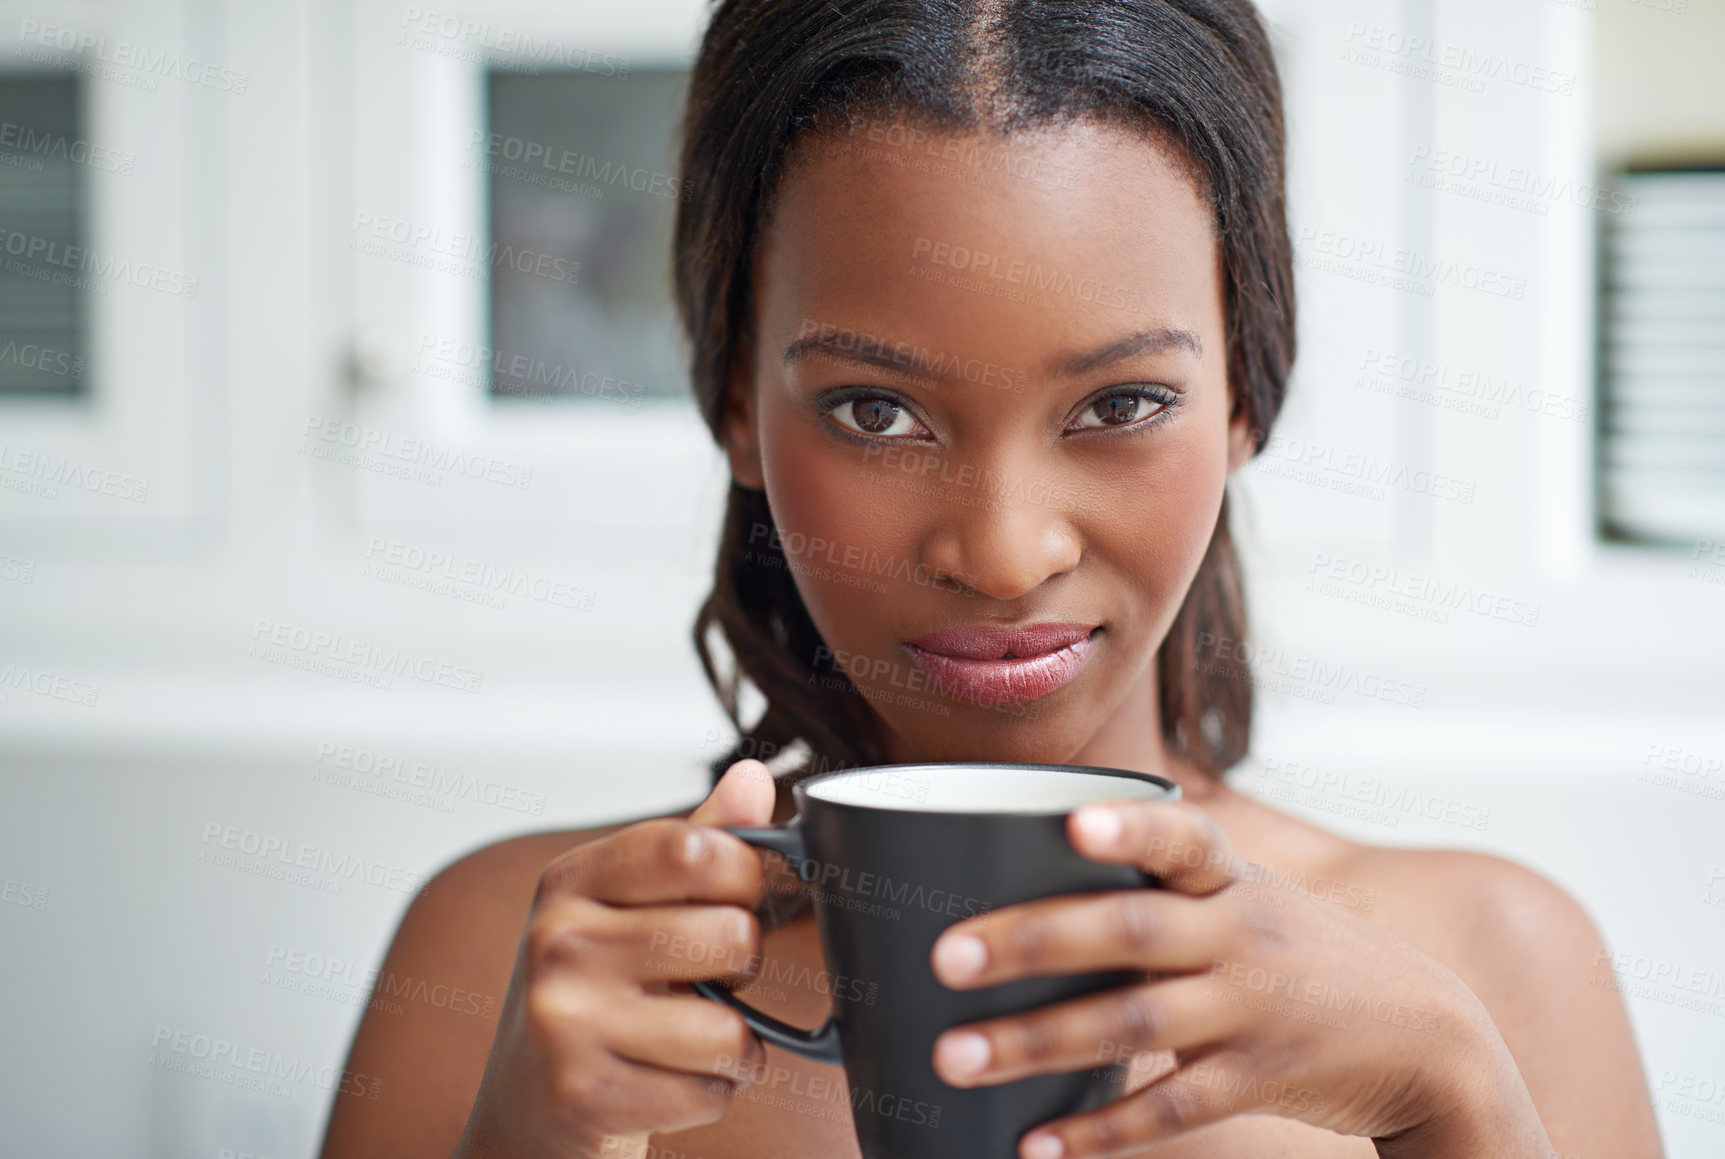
[931,889,1222,989]
[624,904,763,985]
[1018,1048,1291,1159]
[556,1049,745,1138]
[537,819,766,907]
[932,974,1243,1088]
[604,991,770,1080]
[526,897,762,987]
[688,759,779,828]
[1068,799,1242,895]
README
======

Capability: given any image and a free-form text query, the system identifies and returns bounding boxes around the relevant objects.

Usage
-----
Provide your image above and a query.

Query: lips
[902,622,1099,704]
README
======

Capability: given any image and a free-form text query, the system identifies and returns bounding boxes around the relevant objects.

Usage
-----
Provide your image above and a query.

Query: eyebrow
[781,325,1202,380]
[781,332,939,378]
[1055,327,1203,374]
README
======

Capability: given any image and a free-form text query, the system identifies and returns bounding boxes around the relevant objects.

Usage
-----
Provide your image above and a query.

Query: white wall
[1,0,1721,1156]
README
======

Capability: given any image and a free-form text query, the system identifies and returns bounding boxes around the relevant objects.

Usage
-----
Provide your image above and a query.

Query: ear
[1224,400,1256,475]
[720,341,765,491]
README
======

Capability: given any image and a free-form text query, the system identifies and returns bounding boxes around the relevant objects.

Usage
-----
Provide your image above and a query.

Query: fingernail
[934,933,987,982]
[1074,804,1123,846]
[1022,1131,1065,1159]
[684,828,710,863]
[936,1030,991,1078]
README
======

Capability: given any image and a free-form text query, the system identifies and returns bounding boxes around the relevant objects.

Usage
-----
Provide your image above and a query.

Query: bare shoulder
[1334,842,1663,1159]
[317,814,680,1159]
[1340,844,1601,974]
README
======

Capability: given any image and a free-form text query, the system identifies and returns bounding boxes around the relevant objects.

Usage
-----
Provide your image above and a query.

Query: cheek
[758,418,910,636]
[1096,422,1231,623]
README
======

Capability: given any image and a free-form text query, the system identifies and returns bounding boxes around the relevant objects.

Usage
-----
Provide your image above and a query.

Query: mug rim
[790,761,1181,816]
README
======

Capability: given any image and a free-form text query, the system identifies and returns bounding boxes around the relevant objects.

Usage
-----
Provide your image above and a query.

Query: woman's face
[723,116,1252,768]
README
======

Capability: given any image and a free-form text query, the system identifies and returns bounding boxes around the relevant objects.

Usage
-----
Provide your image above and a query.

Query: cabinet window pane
[1600,168,1725,544]
[484,69,690,405]
[0,72,86,395]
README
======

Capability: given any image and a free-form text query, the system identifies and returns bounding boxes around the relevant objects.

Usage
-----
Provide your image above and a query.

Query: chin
[874,707,1098,767]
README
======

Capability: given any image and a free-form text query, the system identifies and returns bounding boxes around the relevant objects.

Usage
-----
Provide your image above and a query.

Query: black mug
[693,762,1180,1159]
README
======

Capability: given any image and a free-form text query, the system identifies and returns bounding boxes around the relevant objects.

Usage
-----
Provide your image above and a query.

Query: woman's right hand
[454,760,781,1159]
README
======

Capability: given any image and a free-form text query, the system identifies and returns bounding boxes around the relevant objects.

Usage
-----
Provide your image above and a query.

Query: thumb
[688,758,778,829]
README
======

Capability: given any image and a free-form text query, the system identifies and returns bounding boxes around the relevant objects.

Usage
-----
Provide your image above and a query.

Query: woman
[320,1,1663,1156]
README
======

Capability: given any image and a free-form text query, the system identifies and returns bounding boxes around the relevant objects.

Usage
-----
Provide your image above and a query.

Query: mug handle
[689,822,845,1066]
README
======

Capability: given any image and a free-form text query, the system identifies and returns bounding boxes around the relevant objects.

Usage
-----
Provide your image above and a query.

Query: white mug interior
[801,764,1176,814]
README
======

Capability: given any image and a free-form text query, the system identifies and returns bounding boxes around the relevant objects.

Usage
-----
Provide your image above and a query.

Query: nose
[919,475,1083,602]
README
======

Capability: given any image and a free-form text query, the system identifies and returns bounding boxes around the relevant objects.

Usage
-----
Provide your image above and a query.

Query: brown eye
[1092,395,1141,425]
[825,394,927,439]
[853,397,900,433]
[1069,390,1168,431]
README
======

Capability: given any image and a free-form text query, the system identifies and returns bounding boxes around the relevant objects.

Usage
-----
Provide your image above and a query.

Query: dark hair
[674,0,1294,793]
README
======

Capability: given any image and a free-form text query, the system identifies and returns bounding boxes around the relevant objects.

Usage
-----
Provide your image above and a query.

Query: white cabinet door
[0,0,214,545]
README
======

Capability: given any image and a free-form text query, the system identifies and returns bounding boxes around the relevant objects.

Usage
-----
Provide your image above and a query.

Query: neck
[1061,650,1226,806]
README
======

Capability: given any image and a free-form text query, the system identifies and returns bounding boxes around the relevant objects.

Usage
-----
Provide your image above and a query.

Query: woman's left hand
[927,797,1549,1158]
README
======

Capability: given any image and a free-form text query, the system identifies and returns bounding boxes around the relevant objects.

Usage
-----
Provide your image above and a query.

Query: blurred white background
[1,0,1721,1155]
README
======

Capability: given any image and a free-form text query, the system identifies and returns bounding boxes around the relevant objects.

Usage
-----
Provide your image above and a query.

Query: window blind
[1601,168,1725,544]
[0,72,85,395]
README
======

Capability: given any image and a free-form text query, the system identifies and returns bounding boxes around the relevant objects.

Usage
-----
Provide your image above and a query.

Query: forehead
[756,116,1223,350]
